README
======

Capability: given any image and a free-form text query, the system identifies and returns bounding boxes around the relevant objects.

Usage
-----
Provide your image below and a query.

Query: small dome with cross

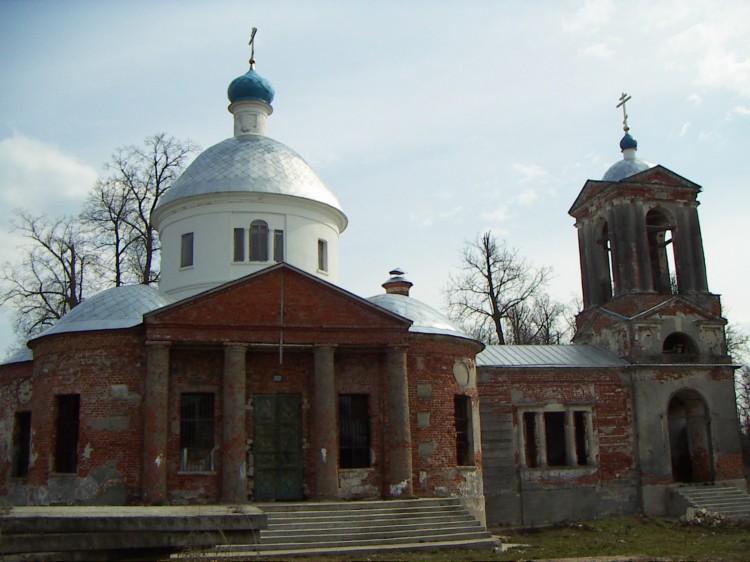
[228,69,275,105]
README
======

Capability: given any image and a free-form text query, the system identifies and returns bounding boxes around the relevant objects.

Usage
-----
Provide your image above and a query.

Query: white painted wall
[155,192,344,299]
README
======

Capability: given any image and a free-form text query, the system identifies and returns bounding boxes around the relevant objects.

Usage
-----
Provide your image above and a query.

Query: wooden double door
[253,393,304,501]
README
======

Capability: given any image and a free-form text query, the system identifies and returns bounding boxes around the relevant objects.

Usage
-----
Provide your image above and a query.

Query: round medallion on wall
[18,380,33,404]
[452,361,470,387]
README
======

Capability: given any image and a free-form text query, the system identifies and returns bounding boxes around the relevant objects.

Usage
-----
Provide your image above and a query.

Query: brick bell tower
[568,94,728,364]
[567,95,745,498]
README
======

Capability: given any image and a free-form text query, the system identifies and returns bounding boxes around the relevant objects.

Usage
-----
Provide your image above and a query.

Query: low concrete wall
[0,505,267,557]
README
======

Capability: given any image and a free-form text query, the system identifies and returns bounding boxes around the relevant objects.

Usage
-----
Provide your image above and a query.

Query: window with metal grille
[250,220,269,261]
[233,228,245,261]
[12,412,31,478]
[181,232,194,267]
[274,230,284,262]
[54,394,80,473]
[180,393,215,472]
[339,394,371,468]
[455,395,474,466]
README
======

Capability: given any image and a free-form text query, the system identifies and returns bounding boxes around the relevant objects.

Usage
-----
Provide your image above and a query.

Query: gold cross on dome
[617,92,632,133]
[249,27,258,68]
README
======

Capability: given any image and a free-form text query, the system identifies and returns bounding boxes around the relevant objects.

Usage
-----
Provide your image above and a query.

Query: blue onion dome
[619,133,637,150]
[227,68,275,105]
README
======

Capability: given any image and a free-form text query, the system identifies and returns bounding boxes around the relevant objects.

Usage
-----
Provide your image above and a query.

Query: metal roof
[477,344,627,368]
[367,293,475,341]
[32,285,176,340]
[158,135,344,213]
[1,347,33,365]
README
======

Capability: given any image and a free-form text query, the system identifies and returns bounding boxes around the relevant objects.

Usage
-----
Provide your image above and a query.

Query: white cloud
[408,205,464,229]
[0,134,98,216]
[512,163,552,184]
[679,122,691,137]
[562,0,614,33]
[512,189,539,206]
[480,206,510,224]
[732,105,750,117]
[663,22,750,97]
[579,42,615,59]
[698,131,720,142]
[687,93,703,105]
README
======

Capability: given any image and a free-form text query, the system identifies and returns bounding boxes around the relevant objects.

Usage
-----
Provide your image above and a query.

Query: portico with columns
[137,263,477,504]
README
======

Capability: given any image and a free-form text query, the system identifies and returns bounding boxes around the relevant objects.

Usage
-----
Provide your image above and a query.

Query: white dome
[367,293,474,340]
[158,135,345,217]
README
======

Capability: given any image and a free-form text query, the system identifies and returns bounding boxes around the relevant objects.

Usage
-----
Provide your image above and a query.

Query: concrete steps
[172,498,496,559]
[670,484,750,520]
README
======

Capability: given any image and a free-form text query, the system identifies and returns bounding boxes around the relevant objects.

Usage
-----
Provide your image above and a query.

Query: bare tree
[0,211,98,340]
[90,133,197,285]
[444,231,556,345]
[83,178,136,286]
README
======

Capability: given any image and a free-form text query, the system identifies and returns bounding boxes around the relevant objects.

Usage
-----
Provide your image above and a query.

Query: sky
[0,0,748,358]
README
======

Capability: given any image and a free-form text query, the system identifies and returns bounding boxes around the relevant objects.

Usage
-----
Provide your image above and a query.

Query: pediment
[145,264,411,344]
[569,165,702,217]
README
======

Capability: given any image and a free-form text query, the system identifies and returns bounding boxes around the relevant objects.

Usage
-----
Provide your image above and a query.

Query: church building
[0,45,744,528]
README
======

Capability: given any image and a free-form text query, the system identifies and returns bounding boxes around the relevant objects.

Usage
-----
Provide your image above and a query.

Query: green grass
[308,515,750,561]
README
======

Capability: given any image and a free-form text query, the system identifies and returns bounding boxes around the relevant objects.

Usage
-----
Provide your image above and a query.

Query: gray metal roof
[602,157,653,182]
[158,134,345,213]
[477,344,627,368]
[32,285,177,340]
[1,347,33,365]
[367,293,475,341]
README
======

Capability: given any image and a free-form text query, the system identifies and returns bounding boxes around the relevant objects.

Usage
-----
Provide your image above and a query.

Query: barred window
[180,393,215,472]
[55,394,80,473]
[455,395,474,466]
[339,394,371,468]
[12,412,31,478]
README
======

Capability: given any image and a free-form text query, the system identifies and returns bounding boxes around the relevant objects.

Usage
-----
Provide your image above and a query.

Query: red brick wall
[23,329,146,504]
[477,366,636,487]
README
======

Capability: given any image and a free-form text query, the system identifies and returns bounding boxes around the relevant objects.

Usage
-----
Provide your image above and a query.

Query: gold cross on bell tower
[617,92,632,133]
[249,27,258,69]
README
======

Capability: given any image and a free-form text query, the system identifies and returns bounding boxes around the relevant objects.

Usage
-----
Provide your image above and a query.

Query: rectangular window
[454,395,474,466]
[522,408,593,469]
[250,221,269,261]
[544,411,567,466]
[233,228,245,262]
[318,239,328,272]
[523,412,538,467]
[54,394,80,473]
[180,393,215,472]
[274,230,284,262]
[339,394,371,468]
[12,412,31,478]
[181,232,194,268]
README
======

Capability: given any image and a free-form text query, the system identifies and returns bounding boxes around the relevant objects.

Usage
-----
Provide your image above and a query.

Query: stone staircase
[670,484,750,520]
[172,497,497,559]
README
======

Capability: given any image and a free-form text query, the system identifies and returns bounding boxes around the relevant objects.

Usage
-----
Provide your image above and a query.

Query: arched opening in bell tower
[646,209,677,294]
[594,218,614,302]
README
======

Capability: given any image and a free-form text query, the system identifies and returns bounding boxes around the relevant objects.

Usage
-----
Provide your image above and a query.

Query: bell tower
[568,95,726,363]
